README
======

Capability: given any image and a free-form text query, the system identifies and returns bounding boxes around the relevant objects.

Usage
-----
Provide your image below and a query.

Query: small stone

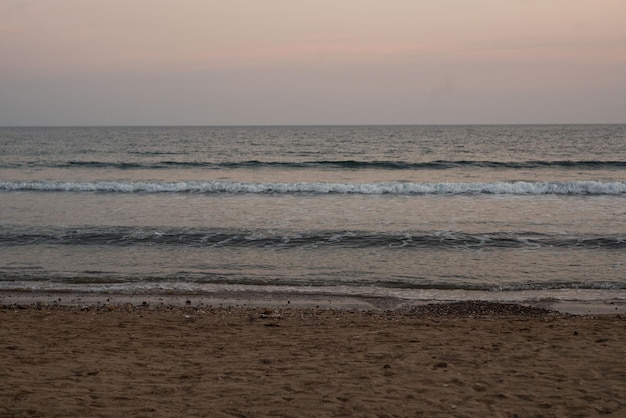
[473,383,487,392]
[435,361,448,368]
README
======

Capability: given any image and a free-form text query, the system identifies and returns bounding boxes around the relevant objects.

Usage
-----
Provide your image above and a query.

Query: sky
[1,0,625,126]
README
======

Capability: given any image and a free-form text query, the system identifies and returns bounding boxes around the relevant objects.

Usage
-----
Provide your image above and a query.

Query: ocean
[1,125,625,307]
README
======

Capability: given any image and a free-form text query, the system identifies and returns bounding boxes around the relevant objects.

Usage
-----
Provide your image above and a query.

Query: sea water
[1,125,625,304]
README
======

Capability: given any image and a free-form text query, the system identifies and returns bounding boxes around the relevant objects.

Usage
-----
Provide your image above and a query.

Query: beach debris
[405,301,560,317]
[259,308,282,319]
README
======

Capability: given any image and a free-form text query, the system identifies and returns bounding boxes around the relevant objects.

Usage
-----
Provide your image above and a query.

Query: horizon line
[1,122,625,129]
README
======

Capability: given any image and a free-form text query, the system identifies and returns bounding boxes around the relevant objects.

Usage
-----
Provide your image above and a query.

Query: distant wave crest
[3,159,626,170]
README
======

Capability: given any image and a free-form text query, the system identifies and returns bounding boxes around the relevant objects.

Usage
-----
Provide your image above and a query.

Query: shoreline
[2,289,625,315]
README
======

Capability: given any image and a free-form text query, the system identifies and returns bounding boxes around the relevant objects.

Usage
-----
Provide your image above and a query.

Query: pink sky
[1,0,624,125]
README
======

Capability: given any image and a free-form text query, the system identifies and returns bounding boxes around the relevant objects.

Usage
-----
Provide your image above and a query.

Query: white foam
[1,180,625,195]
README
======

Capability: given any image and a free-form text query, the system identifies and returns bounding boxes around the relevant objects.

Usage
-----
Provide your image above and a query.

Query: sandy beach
[1,299,624,417]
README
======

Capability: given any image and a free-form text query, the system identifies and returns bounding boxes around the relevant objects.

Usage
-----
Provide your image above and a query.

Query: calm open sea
[1,125,625,305]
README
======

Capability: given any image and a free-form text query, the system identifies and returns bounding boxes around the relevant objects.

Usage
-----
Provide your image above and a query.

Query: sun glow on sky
[1,0,625,125]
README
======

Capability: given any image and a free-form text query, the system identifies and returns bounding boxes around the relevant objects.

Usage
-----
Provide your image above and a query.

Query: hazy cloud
[1,0,624,125]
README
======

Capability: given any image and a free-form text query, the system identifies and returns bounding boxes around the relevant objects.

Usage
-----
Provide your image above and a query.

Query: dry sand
[1,301,624,417]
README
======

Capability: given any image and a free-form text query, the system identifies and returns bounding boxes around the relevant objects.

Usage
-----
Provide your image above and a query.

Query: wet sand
[1,300,624,417]
[2,289,626,315]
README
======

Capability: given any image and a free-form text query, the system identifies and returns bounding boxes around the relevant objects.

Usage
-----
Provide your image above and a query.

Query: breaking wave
[2,227,625,250]
[2,180,625,195]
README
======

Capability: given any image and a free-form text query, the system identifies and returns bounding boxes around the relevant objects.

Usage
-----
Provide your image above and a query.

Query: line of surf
[2,180,626,195]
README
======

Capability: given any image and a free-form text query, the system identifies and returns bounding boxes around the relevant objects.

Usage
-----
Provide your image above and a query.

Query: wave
[1,276,624,293]
[1,180,625,195]
[4,159,626,170]
[2,227,625,250]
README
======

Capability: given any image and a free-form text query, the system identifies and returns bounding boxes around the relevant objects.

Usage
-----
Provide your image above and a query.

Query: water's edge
[2,289,625,316]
